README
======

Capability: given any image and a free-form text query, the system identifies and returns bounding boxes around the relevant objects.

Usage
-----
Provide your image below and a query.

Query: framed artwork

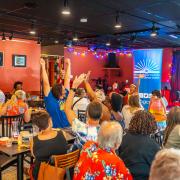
[12,55,26,67]
[0,52,3,66]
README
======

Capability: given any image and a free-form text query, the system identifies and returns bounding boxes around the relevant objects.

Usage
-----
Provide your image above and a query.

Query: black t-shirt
[118,132,160,180]
[33,131,68,179]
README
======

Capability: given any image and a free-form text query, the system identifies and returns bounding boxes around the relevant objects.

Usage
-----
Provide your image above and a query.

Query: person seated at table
[122,94,143,129]
[149,148,180,180]
[163,106,180,149]
[72,88,90,116]
[84,71,111,124]
[0,89,5,108]
[65,74,102,146]
[40,58,71,128]
[30,110,68,180]
[73,121,132,179]
[12,81,23,94]
[109,92,124,128]
[118,110,160,180]
[149,90,167,130]
[0,90,31,122]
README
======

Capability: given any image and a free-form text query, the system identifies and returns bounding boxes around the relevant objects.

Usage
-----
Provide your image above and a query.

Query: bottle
[12,120,19,139]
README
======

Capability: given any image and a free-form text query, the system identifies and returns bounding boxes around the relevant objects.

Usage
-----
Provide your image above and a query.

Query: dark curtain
[171,51,180,102]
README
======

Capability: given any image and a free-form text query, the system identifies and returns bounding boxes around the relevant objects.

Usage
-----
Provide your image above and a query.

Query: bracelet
[70,88,76,92]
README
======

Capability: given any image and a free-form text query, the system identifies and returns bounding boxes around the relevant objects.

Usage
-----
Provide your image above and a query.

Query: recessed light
[80,17,88,23]
[106,42,111,46]
[54,40,59,44]
[114,23,122,29]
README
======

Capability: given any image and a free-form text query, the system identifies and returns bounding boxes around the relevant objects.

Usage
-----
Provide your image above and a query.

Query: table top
[0,129,76,157]
[0,144,30,157]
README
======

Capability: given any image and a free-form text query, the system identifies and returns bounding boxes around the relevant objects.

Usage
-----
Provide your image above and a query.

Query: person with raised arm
[64,74,103,146]
[84,71,111,123]
[40,58,71,128]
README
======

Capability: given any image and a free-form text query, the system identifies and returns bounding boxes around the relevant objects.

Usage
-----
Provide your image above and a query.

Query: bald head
[98,121,123,150]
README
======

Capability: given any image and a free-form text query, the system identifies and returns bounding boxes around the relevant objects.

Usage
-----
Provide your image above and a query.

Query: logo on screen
[134,58,160,74]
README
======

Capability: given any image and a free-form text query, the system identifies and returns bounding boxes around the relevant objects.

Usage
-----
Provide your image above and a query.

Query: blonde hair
[149,148,180,180]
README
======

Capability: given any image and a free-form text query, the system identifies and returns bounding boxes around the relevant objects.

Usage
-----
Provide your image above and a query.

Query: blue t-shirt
[44,89,70,128]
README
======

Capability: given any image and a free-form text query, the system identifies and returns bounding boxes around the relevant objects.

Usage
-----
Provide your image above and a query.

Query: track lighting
[114,11,122,29]
[150,23,157,37]
[62,0,71,15]
[37,37,41,44]
[73,34,78,41]
[2,32,6,41]
[29,22,36,35]
[9,32,13,40]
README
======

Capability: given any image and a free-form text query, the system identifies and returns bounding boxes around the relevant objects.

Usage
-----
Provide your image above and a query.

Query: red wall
[64,47,134,86]
[0,39,41,92]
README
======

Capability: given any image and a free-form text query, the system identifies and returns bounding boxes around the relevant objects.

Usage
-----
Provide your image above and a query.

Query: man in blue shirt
[40,58,71,128]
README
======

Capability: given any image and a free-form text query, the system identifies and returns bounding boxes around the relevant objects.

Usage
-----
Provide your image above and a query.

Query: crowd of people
[0,57,180,180]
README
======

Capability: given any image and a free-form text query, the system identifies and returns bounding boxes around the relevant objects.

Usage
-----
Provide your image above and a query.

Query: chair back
[0,114,24,137]
[77,110,86,123]
[53,149,80,169]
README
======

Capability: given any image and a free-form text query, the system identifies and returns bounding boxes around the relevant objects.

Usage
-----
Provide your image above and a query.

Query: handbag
[38,161,65,180]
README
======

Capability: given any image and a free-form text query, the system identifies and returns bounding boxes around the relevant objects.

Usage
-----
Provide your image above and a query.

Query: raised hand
[64,58,71,65]
[40,58,46,68]
[72,74,86,89]
[84,71,91,82]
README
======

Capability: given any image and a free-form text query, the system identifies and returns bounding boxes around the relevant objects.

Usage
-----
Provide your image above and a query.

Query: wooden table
[0,129,76,180]
[0,144,29,180]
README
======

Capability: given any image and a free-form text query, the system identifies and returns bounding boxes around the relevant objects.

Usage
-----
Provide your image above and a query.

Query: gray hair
[149,148,180,180]
[97,121,123,149]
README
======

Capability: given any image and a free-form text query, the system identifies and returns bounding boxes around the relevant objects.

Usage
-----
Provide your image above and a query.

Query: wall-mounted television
[12,55,26,67]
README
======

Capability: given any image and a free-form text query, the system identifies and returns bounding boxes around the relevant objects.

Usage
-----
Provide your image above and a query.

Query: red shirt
[73,141,132,180]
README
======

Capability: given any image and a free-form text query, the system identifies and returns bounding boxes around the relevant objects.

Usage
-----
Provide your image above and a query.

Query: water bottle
[12,120,19,138]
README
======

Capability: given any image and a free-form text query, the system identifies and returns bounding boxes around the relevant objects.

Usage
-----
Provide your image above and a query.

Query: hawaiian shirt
[6,100,28,116]
[73,141,133,180]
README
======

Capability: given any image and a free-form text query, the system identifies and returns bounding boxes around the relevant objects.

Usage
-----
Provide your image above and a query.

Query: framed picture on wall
[0,52,3,66]
[12,55,26,67]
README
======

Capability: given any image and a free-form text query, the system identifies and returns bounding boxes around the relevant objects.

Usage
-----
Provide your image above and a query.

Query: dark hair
[129,94,141,108]
[163,106,180,146]
[52,84,63,100]
[129,110,157,135]
[111,93,123,112]
[31,111,50,130]
[76,88,85,97]
[87,101,102,120]
[14,81,23,89]
[152,90,161,98]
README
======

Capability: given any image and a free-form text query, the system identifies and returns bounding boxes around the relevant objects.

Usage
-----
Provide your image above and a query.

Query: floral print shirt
[73,141,133,180]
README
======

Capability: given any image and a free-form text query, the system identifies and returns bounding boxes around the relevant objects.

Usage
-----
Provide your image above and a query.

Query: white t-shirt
[72,97,90,115]
[72,118,99,143]
[122,105,143,129]
[0,90,5,105]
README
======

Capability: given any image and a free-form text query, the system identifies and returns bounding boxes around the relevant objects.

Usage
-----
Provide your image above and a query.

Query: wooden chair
[52,149,80,180]
[77,110,86,123]
[0,114,24,137]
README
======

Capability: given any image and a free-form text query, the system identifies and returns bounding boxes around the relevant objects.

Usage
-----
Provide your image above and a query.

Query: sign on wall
[133,49,163,109]
[0,52,3,66]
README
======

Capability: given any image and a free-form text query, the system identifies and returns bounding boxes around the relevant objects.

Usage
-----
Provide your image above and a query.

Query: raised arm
[64,74,85,125]
[136,74,145,92]
[40,58,50,97]
[64,58,71,90]
[84,71,97,100]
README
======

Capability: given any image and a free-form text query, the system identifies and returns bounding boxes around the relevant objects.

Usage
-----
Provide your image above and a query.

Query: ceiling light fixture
[150,23,157,37]
[29,22,36,35]
[106,42,111,46]
[80,17,88,23]
[9,32,13,40]
[114,11,122,29]
[2,32,6,41]
[169,34,178,39]
[73,34,78,41]
[54,40,59,44]
[62,0,71,15]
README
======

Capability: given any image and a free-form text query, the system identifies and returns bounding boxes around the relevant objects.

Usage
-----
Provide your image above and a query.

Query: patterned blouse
[73,141,132,180]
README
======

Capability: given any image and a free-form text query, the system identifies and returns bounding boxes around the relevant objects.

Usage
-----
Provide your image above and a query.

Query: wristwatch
[70,88,76,92]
